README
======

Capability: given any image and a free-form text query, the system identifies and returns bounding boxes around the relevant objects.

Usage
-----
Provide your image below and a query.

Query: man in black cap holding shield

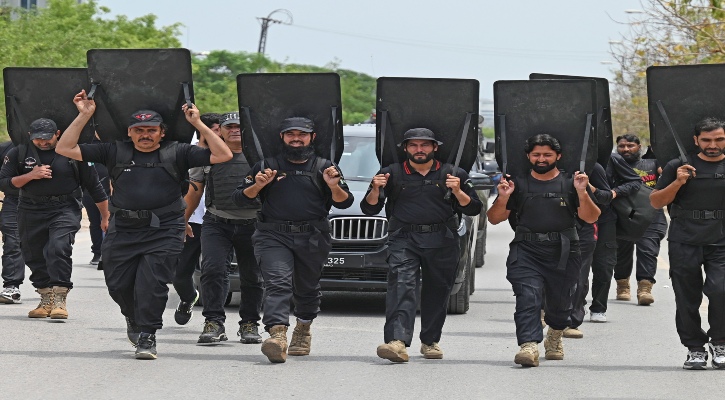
[185,111,264,345]
[234,116,353,363]
[487,134,599,367]
[0,118,108,320]
[362,128,482,362]
[56,90,232,360]
[651,117,725,370]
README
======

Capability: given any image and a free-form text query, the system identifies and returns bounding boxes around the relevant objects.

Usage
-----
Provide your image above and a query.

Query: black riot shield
[647,64,725,167]
[493,80,597,177]
[4,67,94,146]
[375,77,479,172]
[529,73,612,166]
[86,49,195,143]
[236,73,343,165]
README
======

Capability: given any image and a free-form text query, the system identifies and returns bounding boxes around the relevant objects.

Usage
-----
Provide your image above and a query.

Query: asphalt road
[0,217,719,400]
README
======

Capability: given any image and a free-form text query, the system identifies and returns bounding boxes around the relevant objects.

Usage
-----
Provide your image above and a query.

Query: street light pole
[257,9,293,55]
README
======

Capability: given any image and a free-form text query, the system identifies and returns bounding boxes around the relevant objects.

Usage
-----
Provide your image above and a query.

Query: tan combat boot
[28,288,54,318]
[637,280,655,306]
[50,287,70,319]
[616,278,631,301]
[420,342,443,359]
[377,340,409,363]
[288,319,312,356]
[514,342,539,367]
[261,325,288,363]
[563,327,583,339]
[544,327,564,360]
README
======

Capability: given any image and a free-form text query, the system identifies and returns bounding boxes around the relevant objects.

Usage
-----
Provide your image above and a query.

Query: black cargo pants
[200,215,263,325]
[614,211,667,284]
[172,222,203,303]
[590,219,616,313]
[252,227,331,331]
[18,206,81,289]
[668,241,725,349]
[506,240,581,345]
[570,239,597,328]
[1,195,25,288]
[384,237,460,346]
[102,220,185,333]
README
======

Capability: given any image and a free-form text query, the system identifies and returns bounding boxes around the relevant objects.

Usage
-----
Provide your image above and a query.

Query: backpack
[110,140,191,196]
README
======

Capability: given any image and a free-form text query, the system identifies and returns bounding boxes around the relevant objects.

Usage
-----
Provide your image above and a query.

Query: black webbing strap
[513,227,578,270]
[242,106,266,171]
[498,114,508,175]
[670,209,724,220]
[181,82,193,108]
[445,112,474,200]
[108,197,185,228]
[579,113,594,172]
[20,187,83,204]
[656,100,690,166]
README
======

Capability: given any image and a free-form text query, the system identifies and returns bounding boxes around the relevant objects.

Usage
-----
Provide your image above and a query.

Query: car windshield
[338,135,379,181]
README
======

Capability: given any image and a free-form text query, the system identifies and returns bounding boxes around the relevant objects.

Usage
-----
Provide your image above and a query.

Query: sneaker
[709,343,725,369]
[238,321,263,344]
[0,286,21,304]
[135,333,157,360]
[563,327,584,339]
[126,316,140,346]
[420,342,443,359]
[174,290,199,325]
[89,253,101,266]
[590,312,607,323]
[376,340,409,363]
[683,348,708,370]
[197,320,228,344]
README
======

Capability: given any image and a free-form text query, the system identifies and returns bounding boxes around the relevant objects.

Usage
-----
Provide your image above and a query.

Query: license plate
[323,255,363,268]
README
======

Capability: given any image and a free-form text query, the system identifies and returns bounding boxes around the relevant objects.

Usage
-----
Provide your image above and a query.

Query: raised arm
[183,104,231,165]
[56,90,95,161]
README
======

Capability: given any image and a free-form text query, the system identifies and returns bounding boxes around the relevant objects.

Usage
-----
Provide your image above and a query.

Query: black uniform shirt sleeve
[589,162,613,206]
[325,159,354,209]
[454,169,483,216]
[78,142,114,165]
[360,167,391,216]
[78,161,108,203]
[178,144,213,170]
[607,153,643,197]
[0,147,21,192]
[654,158,680,191]
[232,160,262,206]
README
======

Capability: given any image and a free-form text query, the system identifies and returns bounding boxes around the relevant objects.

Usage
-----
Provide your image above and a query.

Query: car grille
[331,243,385,252]
[330,217,388,241]
[321,267,389,281]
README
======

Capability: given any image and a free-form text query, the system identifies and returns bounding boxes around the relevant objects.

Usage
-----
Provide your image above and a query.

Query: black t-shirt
[656,154,725,245]
[235,155,353,221]
[0,146,106,211]
[79,141,211,229]
[506,173,580,234]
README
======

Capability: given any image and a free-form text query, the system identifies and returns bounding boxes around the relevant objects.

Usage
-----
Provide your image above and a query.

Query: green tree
[0,0,181,140]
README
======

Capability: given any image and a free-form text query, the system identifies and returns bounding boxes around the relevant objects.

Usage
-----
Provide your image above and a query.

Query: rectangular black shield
[530,73,612,166]
[87,49,195,143]
[236,73,343,165]
[647,64,725,167]
[4,67,93,146]
[376,77,479,172]
[494,80,597,177]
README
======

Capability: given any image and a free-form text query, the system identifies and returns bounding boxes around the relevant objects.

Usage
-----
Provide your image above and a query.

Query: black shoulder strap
[111,140,133,181]
[158,141,181,182]
[388,163,405,202]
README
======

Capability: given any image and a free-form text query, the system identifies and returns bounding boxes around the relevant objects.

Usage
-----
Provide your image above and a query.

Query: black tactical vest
[206,152,258,210]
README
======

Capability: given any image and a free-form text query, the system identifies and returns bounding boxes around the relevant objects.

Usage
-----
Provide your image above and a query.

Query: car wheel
[447,264,471,314]
[475,223,487,268]
[469,260,476,294]
[224,291,232,307]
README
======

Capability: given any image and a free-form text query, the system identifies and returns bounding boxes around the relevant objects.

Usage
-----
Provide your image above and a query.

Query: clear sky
[98,0,643,106]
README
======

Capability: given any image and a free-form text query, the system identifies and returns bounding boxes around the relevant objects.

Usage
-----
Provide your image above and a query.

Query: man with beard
[233,117,353,363]
[614,134,667,305]
[362,128,482,362]
[651,117,725,370]
[487,134,599,367]
[0,118,108,319]
[185,112,264,345]
[56,90,232,360]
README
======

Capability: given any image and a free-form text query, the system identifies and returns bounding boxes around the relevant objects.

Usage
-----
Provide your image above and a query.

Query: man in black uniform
[184,112,264,345]
[56,90,232,360]
[0,118,108,319]
[361,128,482,362]
[0,141,25,304]
[614,134,667,305]
[487,134,600,367]
[233,117,353,363]
[173,112,221,326]
[651,117,725,370]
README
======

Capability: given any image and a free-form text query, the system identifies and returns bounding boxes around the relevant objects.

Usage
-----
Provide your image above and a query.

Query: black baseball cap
[28,118,58,140]
[220,112,240,127]
[279,117,315,134]
[398,128,443,146]
[129,110,163,128]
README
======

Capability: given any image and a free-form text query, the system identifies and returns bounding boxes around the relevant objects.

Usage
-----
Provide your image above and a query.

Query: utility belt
[109,197,185,228]
[20,187,82,205]
[205,212,256,225]
[513,226,578,271]
[255,212,330,233]
[670,208,725,220]
[388,215,459,237]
